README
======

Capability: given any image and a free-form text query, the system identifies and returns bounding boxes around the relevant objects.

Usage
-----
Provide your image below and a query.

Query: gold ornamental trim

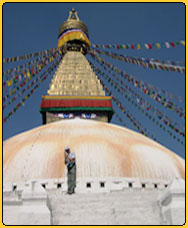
[58,20,89,38]
[42,95,112,100]
[58,9,89,38]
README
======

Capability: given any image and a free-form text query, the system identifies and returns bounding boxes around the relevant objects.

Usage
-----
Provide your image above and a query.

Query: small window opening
[42,184,46,189]
[129,182,133,188]
[154,184,158,189]
[13,185,17,191]
[165,184,168,188]
[57,183,62,189]
[142,183,146,188]
[100,182,105,188]
[86,182,91,188]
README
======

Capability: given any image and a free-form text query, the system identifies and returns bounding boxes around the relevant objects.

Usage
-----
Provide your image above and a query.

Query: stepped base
[50,190,162,225]
[3,178,185,225]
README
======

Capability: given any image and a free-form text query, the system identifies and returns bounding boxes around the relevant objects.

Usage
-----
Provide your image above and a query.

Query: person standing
[64,146,76,194]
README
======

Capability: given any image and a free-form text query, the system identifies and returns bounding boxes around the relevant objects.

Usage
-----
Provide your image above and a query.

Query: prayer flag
[7,79,13,86]
[144,44,149,49]
[165,42,170,48]
[148,44,152,49]
[170,42,175,47]
[156,43,161,48]
[137,44,141,50]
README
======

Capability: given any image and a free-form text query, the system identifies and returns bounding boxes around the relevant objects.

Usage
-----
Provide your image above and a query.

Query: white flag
[165,42,170,48]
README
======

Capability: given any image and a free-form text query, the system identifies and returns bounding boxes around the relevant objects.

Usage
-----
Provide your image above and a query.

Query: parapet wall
[3,177,170,195]
[3,177,185,225]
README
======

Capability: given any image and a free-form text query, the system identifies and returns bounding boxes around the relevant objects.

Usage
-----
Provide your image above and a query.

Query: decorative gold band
[42,95,112,100]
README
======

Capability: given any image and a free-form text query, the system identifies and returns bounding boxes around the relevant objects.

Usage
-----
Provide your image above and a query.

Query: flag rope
[3,55,62,122]
[89,50,185,119]
[92,40,185,50]
[3,52,60,109]
[90,61,185,138]
[3,48,59,82]
[92,64,184,146]
[92,48,185,74]
[97,75,160,142]
[3,47,60,63]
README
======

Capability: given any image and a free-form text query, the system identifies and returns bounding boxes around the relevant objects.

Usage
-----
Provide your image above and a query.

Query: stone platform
[3,177,185,225]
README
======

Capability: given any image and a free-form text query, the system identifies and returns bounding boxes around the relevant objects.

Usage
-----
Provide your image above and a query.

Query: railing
[3,177,170,197]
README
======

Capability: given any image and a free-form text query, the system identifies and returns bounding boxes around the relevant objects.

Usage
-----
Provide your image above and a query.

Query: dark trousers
[67,165,76,193]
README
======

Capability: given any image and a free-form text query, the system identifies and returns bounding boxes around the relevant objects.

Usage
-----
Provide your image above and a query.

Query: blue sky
[3,3,185,158]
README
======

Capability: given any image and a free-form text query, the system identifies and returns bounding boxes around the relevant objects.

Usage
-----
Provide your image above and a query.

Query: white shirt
[66,152,76,167]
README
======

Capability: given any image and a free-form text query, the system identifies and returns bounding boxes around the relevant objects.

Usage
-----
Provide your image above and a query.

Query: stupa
[3,9,185,225]
[40,8,113,124]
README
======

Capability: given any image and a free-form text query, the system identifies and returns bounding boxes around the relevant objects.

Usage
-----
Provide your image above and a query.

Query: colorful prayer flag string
[92,64,184,145]
[90,49,184,103]
[3,49,61,105]
[90,62,185,138]
[92,48,185,74]
[3,47,62,63]
[92,40,185,50]
[90,60,185,133]
[89,50,185,119]
[3,51,60,109]
[3,55,62,123]
[98,77,160,142]
[3,48,59,82]
[114,112,160,143]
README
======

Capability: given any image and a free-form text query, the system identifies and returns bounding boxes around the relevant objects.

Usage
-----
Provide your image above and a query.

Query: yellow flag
[180,40,185,46]
[156,43,161,48]
[151,63,155,69]
[7,79,13,86]
[137,44,141,50]
[122,44,126,49]
[27,71,31,78]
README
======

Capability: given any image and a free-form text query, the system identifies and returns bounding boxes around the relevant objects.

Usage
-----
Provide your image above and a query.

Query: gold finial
[67,8,80,21]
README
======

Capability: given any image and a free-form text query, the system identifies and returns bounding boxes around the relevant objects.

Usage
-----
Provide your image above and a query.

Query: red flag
[148,44,152,49]
[170,42,175,47]
[131,45,135,50]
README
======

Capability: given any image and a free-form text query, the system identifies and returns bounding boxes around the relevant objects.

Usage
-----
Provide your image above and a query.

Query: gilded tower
[40,9,113,124]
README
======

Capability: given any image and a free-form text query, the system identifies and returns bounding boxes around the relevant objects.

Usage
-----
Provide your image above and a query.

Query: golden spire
[67,8,80,21]
[58,9,90,48]
[47,51,105,96]
[40,9,113,124]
